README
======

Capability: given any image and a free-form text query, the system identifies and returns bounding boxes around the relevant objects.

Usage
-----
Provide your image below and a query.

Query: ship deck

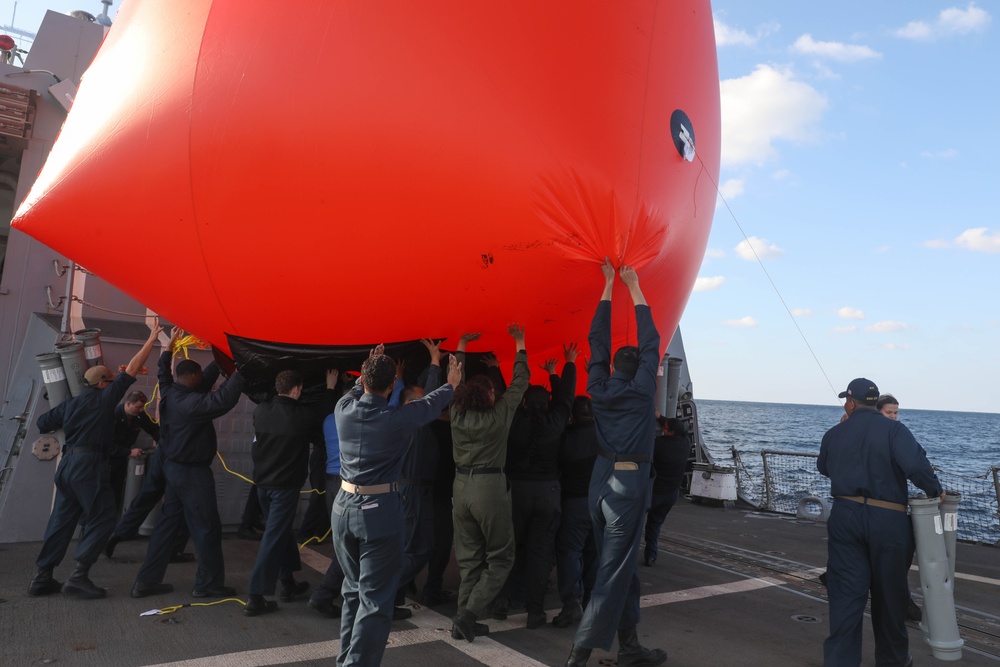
[2,499,998,667]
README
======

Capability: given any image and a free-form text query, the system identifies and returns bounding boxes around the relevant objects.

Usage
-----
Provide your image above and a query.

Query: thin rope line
[693,152,840,403]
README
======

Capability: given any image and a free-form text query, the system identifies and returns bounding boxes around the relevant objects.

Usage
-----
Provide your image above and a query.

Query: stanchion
[910,496,963,661]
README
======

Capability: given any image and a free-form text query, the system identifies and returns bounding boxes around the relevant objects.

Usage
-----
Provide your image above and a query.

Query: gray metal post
[910,496,963,661]
[55,341,88,397]
[122,452,148,519]
[35,351,71,408]
[664,357,683,419]
[654,354,669,417]
[761,451,774,511]
[940,492,961,582]
[73,328,104,368]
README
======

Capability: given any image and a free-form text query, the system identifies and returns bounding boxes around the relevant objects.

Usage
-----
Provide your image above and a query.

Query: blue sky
[686,2,998,414]
[5,2,997,413]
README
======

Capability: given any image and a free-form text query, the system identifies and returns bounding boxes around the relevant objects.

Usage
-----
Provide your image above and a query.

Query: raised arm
[496,324,530,417]
[620,265,660,392]
[588,261,615,388]
[482,352,507,396]
[125,318,163,377]
[455,332,480,383]
[158,327,183,387]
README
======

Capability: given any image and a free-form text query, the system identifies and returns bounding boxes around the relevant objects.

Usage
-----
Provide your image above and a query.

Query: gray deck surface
[1,499,997,666]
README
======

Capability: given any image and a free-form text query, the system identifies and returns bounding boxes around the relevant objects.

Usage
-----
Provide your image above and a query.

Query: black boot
[451,609,479,643]
[62,562,107,599]
[552,597,584,628]
[27,568,62,596]
[244,594,279,617]
[104,534,121,559]
[617,626,667,667]
[279,578,310,602]
[565,645,592,667]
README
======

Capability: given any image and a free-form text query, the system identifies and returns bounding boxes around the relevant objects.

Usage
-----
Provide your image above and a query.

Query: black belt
[598,447,649,464]
[62,445,102,455]
[399,478,434,486]
[455,466,503,475]
[326,473,342,481]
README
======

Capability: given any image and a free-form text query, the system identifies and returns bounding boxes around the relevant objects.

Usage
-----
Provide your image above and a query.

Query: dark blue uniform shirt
[37,372,136,453]
[110,403,160,458]
[335,379,454,486]
[818,407,942,503]
[156,351,245,465]
[587,301,660,462]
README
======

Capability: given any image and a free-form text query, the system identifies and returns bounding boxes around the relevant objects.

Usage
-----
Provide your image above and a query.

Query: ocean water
[694,399,1000,542]
[696,399,1000,476]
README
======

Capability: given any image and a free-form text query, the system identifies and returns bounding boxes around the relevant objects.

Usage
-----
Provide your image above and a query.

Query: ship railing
[730,448,1000,546]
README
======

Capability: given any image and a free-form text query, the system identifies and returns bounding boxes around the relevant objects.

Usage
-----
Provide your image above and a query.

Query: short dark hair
[275,370,304,395]
[175,359,202,378]
[361,354,396,394]
[571,395,593,423]
[613,346,640,378]
[125,390,147,404]
[523,385,550,411]
[453,375,496,414]
[876,394,899,410]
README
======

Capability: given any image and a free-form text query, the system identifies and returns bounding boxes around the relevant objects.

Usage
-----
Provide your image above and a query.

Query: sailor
[566,259,666,667]
[504,343,577,629]
[449,326,530,642]
[130,326,245,599]
[28,320,162,599]
[552,396,599,628]
[243,369,337,616]
[819,377,943,667]
[642,417,690,567]
[108,390,159,514]
[331,344,460,666]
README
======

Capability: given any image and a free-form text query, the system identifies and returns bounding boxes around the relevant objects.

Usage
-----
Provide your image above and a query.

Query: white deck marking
[911,565,1000,587]
[141,551,823,666]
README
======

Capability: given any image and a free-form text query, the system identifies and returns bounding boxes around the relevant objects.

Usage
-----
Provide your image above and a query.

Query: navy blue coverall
[135,352,244,592]
[331,377,454,667]
[573,300,660,651]
[818,406,942,667]
[35,372,136,570]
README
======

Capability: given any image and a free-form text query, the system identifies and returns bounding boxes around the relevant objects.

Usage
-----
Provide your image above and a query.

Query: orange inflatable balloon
[14,0,720,387]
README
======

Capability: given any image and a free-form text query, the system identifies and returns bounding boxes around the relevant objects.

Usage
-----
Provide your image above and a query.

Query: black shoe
[565,645,592,667]
[279,579,310,602]
[27,569,62,597]
[906,598,922,622]
[393,606,413,621]
[617,626,667,667]
[62,563,106,599]
[552,598,584,628]
[131,582,174,598]
[903,655,913,667]
[191,585,237,598]
[244,595,279,617]
[526,612,547,629]
[643,554,656,567]
[169,552,196,564]
[237,526,261,541]
[104,535,121,559]
[818,571,828,587]
[308,597,341,618]
[420,588,453,606]
[450,621,489,639]
[492,597,509,620]
[451,609,478,643]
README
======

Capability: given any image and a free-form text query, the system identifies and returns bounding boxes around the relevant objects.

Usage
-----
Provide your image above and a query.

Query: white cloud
[772,169,791,181]
[920,148,959,159]
[718,178,744,200]
[703,248,726,259]
[866,321,912,333]
[791,308,812,317]
[725,316,758,328]
[881,343,911,351]
[693,276,726,292]
[735,236,785,260]
[837,306,865,320]
[833,325,857,333]
[791,34,882,62]
[923,227,1000,252]
[720,65,827,166]
[715,19,757,46]
[955,227,1000,253]
[895,3,991,41]
[875,245,890,254]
